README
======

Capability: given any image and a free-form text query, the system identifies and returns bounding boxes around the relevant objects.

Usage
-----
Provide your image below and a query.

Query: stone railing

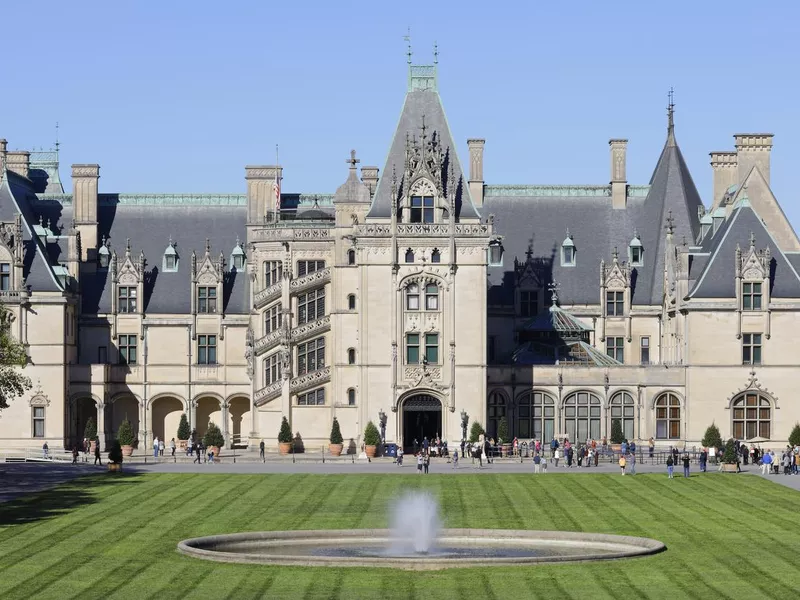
[290,366,331,393]
[254,281,282,309]
[0,290,23,301]
[254,380,282,406]
[455,223,490,235]
[355,223,391,236]
[484,185,611,198]
[397,224,451,236]
[290,267,331,295]
[356,223,490,237]
[254,329,282,356]
[251,222,333,241]
[291,315,331,345]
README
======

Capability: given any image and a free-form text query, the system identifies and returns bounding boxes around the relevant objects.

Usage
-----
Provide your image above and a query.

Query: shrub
[468,421,485,444]
[84,417,97,441]
[203,422,225,448]
[722,438,738,463]
[177,414,191,441]
[610,419,625,444]
[788,424,800,448]
[497,417,509,444]
[108,440,123,464]
[363,421,381,446]
[701,423,723,449]
[117,418,136,446]
[278,416,293,443]
[330,417,343,444]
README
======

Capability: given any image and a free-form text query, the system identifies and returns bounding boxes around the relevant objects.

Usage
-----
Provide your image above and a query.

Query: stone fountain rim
[178,528,666,570]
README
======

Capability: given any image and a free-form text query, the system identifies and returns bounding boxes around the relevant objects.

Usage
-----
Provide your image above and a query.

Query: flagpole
[274,144,280,223]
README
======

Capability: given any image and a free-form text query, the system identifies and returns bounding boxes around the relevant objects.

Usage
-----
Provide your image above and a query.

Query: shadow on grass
[0,464,143,526]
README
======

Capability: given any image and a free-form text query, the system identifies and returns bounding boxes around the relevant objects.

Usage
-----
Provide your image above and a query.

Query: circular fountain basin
[178,529,665,570]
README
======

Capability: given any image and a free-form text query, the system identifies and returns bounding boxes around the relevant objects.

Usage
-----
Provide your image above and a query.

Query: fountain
[178,490,664,570]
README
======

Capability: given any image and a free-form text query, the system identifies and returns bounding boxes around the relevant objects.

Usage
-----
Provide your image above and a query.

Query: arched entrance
[71,397,97,448]
[110,395,140,447]
[401,394,442,451]
[195,396,222,438]
[151,397,184,443]
[227,396,250,447]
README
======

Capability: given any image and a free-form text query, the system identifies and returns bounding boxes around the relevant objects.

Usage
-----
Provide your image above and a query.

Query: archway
[195,396,222,438]
[401,394,442,452]
[228,396,250,447]
[110,395,140,447]
[152,397,184,443]
[71,397,97,448]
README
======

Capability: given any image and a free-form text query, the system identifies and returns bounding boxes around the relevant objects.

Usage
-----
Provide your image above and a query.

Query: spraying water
[388,490,442,555]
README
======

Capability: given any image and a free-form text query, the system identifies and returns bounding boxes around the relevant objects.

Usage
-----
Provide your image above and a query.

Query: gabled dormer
[162,237,179,272]
[599,247,632,342]
[191,239,225,318]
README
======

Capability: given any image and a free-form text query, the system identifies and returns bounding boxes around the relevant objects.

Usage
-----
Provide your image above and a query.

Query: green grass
[1,473,799,599]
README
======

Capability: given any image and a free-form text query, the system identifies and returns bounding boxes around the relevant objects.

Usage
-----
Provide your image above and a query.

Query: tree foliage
[468,421,485,444]
[117,418,136,446]
[329,417,343,444]
[84,417,97,441]
[0,302,32,411]
[108,440,123,464]
[610,419,625,444]
[203,422,225,448]
[722,438,738,464]
[701,423,723,449]
[497,417,509,444]
[363,421,381,446]
[177,414,191,441]
[788,424,800,448]
[278,416,293,443]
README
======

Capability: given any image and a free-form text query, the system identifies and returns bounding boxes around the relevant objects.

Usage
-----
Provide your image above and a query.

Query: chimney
[6,151,30,179]
[360,166,379,198]
[709,151,737,210]
[72,164,100,260]
[245,165,281,225]
[609,139,628,209]
[467,139,485,207]
[734,133,773,185]
[0,139,6,173]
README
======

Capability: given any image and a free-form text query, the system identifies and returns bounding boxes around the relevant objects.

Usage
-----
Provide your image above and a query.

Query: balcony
[290,366,331,394]
[254,281,282,310]
[254,380,282,406]
[290,267,331,296]
[291,316,330,345]
[254,329,282,356]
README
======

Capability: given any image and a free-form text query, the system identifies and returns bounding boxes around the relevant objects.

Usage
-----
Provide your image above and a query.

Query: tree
[84,417,97,442]
[329,417,343,444]
[468,421,485,444]
[0,302,32,411]
[177,414,191,441]
[610,419,625,444]
[117,418,136,446]
[203,422,225,448]
[722,438,738,464]
[363,421,381,446]
[701,423,723,449]
[789,424,800,448]
[278,416,293,443]
[497,417,509,444]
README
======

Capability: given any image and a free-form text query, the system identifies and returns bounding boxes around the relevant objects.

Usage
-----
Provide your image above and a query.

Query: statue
[460,410,469,441]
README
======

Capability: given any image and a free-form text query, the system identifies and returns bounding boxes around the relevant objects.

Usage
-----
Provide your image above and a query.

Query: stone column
[139,399,148,450]
[609,139,627,210]
[96,402,106,450]
[189,400,197,433]
[221,401,230,447]
[467,139,485,208]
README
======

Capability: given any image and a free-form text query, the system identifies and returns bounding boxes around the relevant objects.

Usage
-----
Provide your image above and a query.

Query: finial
[55,122,60,154]
[526,237,534,259]
[205,238,211,254]
[101,234,106,247]
[433,42,439,65]
[749,231,756,248]
[548,282,560,307]
[391,163,397,186]
[235,235,241,247]
[665,210,675,235]
[420,114,427,141]
[404,27,412,64]
[125,238,131,256]
[346,149,360,169]
[38,214,43,226]
[666,87,676,146]
[633,228,639,239]
[565,227,571,239]
[168,235,174,247]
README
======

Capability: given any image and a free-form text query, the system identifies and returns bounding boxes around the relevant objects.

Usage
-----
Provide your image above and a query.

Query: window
[347,294,356,310]
[410,196,434,223]
[297,337,325,375]
[0,263,10,291]
[640,336,650,365]
[98,248,110,269]
[561,233,576,267]
[297,388,325,406]
[165,254,177,271]
[197,335,217,365]
[98,346,108,364]
[606,291,624,316]
[232,252,245,270]
[406,284,420,310]
[264,261,282,286]
[32,406,45,438]
[487,392,507,440]
[732,393,771,440]
[655,393,681,439]
[431,249,441,263]
[610,392,635,441]
[347,348,356,364]
[264,304,282,334]
[520,291,538,318]
[516,391,555,441]
[742,282,762,311]
[405,249,415,263]
[118,334,137,365]
[347,388,356,406]
[425,333,439,364]
[563,392,601,442]
[118,286,137,313]
[425,284,439,310]
[406,333,420,364]
[298,288,325,325]
[297,260,325,277]
[606,337,624,363]
[347,249,356,265]
[197,286,217,313]
[742,333,762,365]
[264,353,281,385]
[630,245,643,266]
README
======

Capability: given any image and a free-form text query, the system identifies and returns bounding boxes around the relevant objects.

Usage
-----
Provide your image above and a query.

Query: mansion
[2,59,800,452]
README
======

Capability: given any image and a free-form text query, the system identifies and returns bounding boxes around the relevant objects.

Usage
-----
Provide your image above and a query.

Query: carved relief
[118,272,138,285]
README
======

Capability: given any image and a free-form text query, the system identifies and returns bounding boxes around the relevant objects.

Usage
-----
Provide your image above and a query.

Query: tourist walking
[649,437,654,459]
[159,439,165,456]
[423,454,430,474]
[761,451,772,475]
[42,442,49,460]
[452,449,458,469]
[619,454,626,475]
[699,448,707,472]
[397,447,404,466]
[72,446,78,464]
[93,442,101,465]
[153,437,159,459]
[169,438,175,456]
[682,454,690,478]
[629,452,636,475]
[259,440,265,461]
[533,453,541,473]
[553,448,560,468]
[194,443,201,464]
[666,454,674,478]
[417,453,423,474]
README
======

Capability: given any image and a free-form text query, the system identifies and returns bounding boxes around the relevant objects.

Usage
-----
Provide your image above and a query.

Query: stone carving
[290,366,331,393]
[254,380,282,405]
[356,224,391,236]
[291,315,331,344]
[71,166,99,177]
[726,368,779,407]
[254,329,282,355]
[404,366,442,382]
[350,213,359,225]
[290,267,331,292]
[280,345,291,380]
[244,326,254,381]
[118,272,138,285]
[197,272,218,285]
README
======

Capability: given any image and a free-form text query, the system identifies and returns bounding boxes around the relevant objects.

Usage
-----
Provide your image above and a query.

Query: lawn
[1,472,799,599]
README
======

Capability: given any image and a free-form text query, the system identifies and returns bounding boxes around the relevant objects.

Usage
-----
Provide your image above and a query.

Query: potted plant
[203,422,225,458]
[329,417,344,456]
[84,417,97,453]
[107,440,123,472]
[701,422,723,464]
[177,413,191,451]
[721,438,739,473]
[278,416,293,455]
[363,421,380,458]
[468,421,485,444]
[497,417,510,457]
[609,419,625,452]
[117,418,136,457]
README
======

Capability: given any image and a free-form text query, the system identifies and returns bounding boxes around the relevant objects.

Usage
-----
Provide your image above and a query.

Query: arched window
[347,294,356,310]
[655,393,681,440]
[347,348,355,364]
[406,284,420,310]
[563,392,601,442]
[487,392,507,440]
[610,392,635,441]
[425,283,439,310]
[347,249,356,265]
[431,249,441,263]
[732,393,771,440]
[405,249,415,263]
[516,391,555,441]
[347,388,356,406]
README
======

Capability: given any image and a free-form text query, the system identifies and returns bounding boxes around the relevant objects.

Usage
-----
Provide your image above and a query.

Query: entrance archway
[152,397,184,443]
[110,396,140,447]
[227,396,250,447]
[195,396,221,438]
[71,397,97,448]
[401,394,442,451]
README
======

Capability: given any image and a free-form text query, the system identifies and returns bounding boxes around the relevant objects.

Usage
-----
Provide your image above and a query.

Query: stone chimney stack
[467,139,485,207]
[72,164,100,260]
[6,151,30,179]
[734,133,773,185]
[246,165,282,226]
[609,139,628,209]
[360,166,379,198]
[709,151,737,209]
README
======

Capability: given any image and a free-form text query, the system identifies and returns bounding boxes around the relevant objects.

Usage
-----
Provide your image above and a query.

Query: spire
[404,27,412,64]
[666,87,676,147]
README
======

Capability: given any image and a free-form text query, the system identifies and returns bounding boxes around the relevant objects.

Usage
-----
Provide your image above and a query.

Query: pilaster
[96,402,106,450]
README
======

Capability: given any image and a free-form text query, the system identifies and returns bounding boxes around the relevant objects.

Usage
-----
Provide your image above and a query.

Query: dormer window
[410,195,434,223]
[629,234,643,267]
[742,282,762,311]
[163,240,178,272]
[98,238,110,269]
[561,232,576,267]
[488,241,504,266]
[230,240,246,270]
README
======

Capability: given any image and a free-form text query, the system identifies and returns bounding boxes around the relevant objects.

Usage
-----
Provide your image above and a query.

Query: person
[541,455,548,473]
[417,453,423,474]
[475,443,483,468]
[159,438,165,456]
[533,453,541,474]
[630,440,637,456]
[460,439,466,458]
[587,447,593,467]
[194,443,202,464]
[451,448,457,468]
[761,451,772,475]
[682,454,690,478]
[666,454,674,478]
[94,441,102,465]
[619,454,626,475]
[208,449,214,464]
[42,442,49,460]
[594,446,599,467]
[553,447,560,468]
[649,437,655,459]
[576,446,583,468]
[259,439,265,462]
[629,452,636,475]
[170,438,176,457]
[423,453,430,474]
[153,437,159,459]
[83,438,90,460]
[699,448,707,472]
[397,446,404,466]
[550,437,558,459]
[72,446,78,464]
[422,437,429,455]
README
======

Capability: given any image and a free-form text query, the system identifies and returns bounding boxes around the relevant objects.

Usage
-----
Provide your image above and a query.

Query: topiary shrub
[701,423,723,448]
[117,418,136,446]
[177,414,191,441]
[722,438,738,464]
[330,417,343,444]
[84,417,97,442]
[468,421,485,444]
[788,424,800,448]
[203,422,225,448]
[610,419,625,444]
[278,416,293,443]
[363,421,381,446]
[497,417,509,444]
[108,440,123,464]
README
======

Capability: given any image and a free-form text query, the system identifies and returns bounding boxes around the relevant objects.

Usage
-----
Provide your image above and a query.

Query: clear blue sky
[2,1,799,226]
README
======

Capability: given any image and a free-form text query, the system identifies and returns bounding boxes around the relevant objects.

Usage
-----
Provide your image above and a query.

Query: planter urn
[279,442,292,455]
[121,445,134,457]
[328,443,343,457]
[365,445,377,458]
